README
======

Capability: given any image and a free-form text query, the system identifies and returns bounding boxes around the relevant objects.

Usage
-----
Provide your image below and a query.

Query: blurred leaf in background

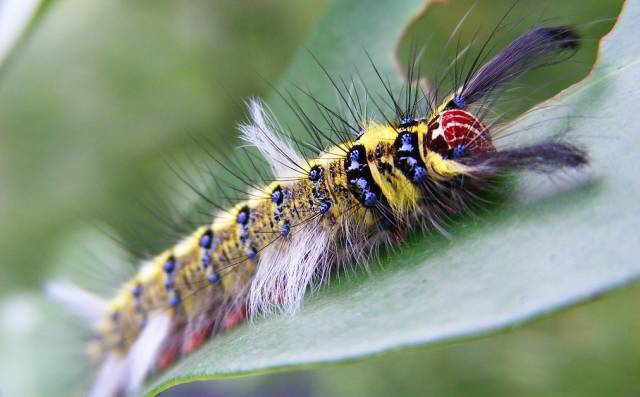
[0,0,326,291]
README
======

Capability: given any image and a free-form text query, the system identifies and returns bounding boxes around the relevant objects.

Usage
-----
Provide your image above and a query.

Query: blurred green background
[1,0,636,396]
[0,0,327,290]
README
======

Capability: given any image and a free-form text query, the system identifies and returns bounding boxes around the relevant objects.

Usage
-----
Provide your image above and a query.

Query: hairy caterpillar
[47,23,588,397]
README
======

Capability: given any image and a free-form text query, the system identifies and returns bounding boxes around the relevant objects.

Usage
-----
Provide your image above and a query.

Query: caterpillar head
[423,104,587,176]
[416,107,494,179]
[425,108,495,161]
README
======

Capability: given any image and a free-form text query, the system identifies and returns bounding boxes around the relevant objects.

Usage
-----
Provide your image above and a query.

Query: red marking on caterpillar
[441,109,493,154]
[222,306,247,330]
[157,337,181,372]
[427,109,495,157]
[181,325,213,354]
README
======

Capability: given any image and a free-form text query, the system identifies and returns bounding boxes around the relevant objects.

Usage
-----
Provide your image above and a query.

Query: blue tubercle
[271,190,282,204]
[236,211,248,224]
[319,200,332,214]
[452,95,467,108]
[199,233,212,249]
[280,223,290,237]
[309,166,322,181]
[169,294,180,308]
[401,116,414,125]
[356,177,368,190]
[400,133,414,152]
[208,273,220,284]
[363,191,378,207]
[452,144,469,159]
[413,166,427,183]
[349,149,360,162]
[132,284,142,298]
[163,258,175,273]
[246,247,257,259]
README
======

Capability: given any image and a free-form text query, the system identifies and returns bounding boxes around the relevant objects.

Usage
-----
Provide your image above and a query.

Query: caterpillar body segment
[48,25,589,396]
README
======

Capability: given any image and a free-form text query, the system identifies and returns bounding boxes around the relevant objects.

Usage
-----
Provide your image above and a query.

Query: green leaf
[142,0,640,395]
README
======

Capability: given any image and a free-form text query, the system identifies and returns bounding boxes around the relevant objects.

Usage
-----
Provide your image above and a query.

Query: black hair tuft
[456,26,581,107]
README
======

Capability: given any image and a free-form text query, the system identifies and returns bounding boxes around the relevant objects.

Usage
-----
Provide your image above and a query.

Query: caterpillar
[47,24,587,397]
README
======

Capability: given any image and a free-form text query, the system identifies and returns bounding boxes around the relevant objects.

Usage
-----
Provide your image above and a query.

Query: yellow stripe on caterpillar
[359,122,423,212]
[424,151,470,179]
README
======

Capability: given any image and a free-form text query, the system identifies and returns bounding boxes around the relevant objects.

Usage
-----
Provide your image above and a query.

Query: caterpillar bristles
[47,19,590,397]
[451,26,580,108]
[462,142,588,174]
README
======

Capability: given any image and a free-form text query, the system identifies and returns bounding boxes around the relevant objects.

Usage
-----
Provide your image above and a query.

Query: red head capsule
[426,109,495,158]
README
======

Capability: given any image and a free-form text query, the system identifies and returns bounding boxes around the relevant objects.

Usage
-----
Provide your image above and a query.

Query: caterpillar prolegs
[48,26,587,397]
